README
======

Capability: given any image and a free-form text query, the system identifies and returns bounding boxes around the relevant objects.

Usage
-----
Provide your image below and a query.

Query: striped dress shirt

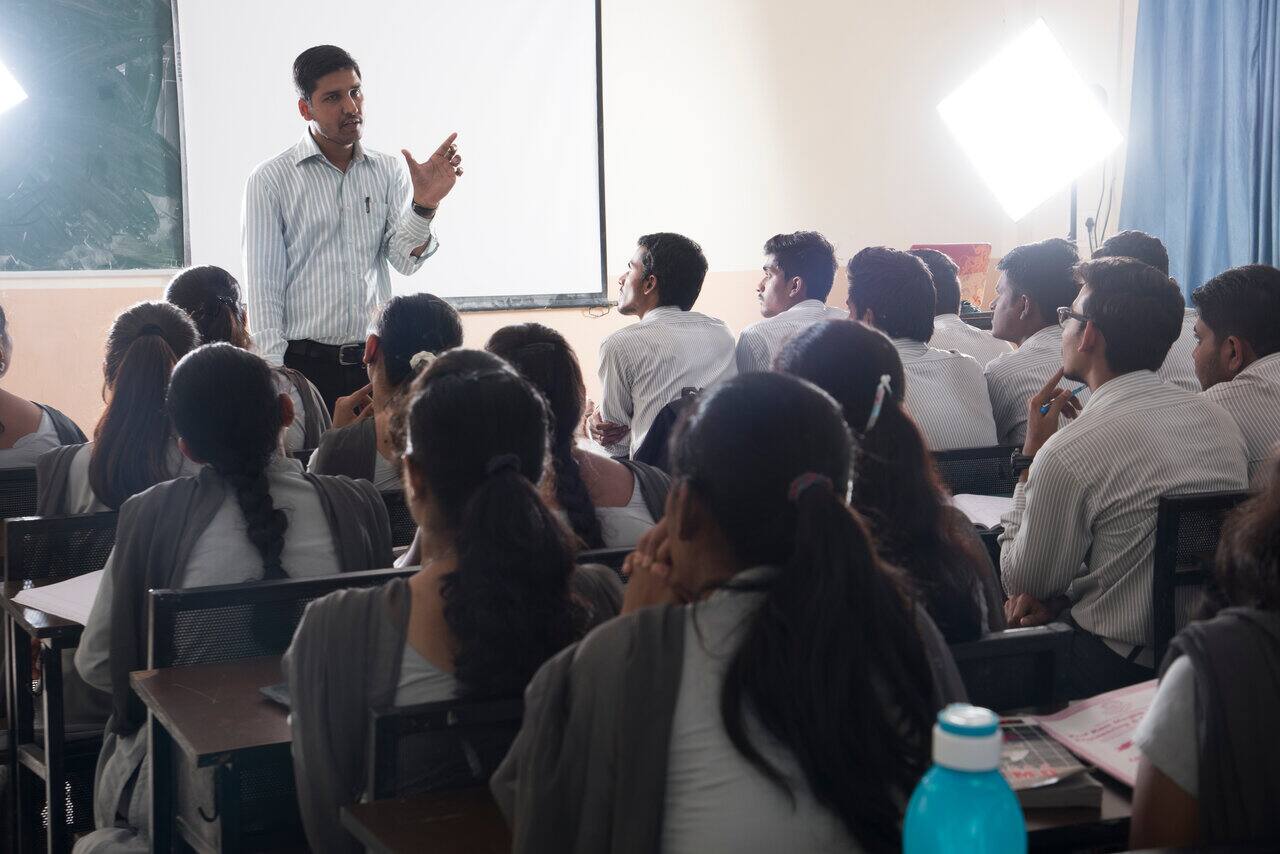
[1200,351,1280,485]
[984,324,1090,446]
[598,306,737,457]
[1157,309,1200,392]
[999,370,1248,664]
[892,338,999,451]
[930,314,1012,368]
[242,132,438,365]
[735,300,848,373]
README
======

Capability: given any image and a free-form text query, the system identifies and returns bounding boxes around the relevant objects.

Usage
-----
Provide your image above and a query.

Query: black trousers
[284,340,368,414]
[1064,617,1156,699]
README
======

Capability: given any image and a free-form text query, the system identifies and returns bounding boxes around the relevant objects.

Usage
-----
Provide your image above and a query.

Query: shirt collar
[933,313,963,327]
[292,129,366,167]
[890,337,930,359]
[641,305,687,323]
[1019,323,1063,350]
[1084,369,1162,411]
[1240,351,1280,382]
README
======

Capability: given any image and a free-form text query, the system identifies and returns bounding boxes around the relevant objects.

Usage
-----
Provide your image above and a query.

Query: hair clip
[409,351,437,371]
[485,453,522,476]
[787,472,833,503]
[864,374,893,433]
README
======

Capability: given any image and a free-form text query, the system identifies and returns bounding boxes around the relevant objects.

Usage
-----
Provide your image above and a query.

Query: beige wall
[0,0,1137,431]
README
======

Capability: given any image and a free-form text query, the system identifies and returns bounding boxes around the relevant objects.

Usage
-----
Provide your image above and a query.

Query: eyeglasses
[1056,307,1090,327]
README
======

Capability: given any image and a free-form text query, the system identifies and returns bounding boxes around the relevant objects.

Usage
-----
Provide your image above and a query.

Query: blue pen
[1041,384,1088,415]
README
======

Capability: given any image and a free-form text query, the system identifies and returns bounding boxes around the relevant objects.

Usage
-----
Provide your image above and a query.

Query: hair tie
[409,351,437,371]
[787,472,833,503]
[136,323,165,338]
[485,453,522,477]
[863,374,893,433]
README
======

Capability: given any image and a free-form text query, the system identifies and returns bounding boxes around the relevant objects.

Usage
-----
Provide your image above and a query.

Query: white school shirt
[998,371,1248,664]
[594,477,657,549]
[1134,655,1199,795]
[735,300,848,373]
[59,442,203,515]
[891,338,999,451]
[0,410,61,468]
[1157,308,1200,392]
[1200,352,1280,486]
[983,324,1090,447]
[598,306,736,457]
[930,314,1012,368]
[242,131,438,365]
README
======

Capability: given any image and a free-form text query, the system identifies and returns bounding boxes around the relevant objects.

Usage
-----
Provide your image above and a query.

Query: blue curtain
[1120,0,1279,295]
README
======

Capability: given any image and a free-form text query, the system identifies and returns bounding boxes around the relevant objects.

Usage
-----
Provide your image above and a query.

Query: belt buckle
[338,343,365,366]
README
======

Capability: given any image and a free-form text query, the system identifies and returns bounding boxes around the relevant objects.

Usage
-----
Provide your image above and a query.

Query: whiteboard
[173,0,605,309]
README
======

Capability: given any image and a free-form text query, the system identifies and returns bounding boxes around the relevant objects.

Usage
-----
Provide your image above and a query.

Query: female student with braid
[310,292,463,488]
[0,302,86,466]
[487,323,669,549]
[494,371,963,853]
[285,349,620,854]
[37,302,201,514]
[776,320,1005,641]
[165,265,330,451]
[74,343,392,854]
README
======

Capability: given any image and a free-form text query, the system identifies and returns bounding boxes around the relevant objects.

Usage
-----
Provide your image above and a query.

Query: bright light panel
[938,19,1122,221]
[0,59,27,115]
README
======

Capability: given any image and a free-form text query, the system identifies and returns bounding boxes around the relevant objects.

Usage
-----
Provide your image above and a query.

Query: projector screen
[174,0,605,309]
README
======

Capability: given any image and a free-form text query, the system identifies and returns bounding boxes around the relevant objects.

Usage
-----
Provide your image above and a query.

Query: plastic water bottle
[903,704,1026,853]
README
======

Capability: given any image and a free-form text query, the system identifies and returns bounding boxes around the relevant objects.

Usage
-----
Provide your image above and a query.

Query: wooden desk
[1025,773,1132,852]
[342,789,510,854]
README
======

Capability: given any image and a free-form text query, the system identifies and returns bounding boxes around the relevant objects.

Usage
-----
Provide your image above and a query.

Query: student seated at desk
[488,323,669,549]
[493,372,964,854]
[0,302,87,467]
[73,343,392,854]
[777,319,1005,641]
[166,264,330,451]
[285,349,621,854]
[309,292,462,489]
[38,302,201,515]
[913,247,1011,368]
[1130,456,1280,848]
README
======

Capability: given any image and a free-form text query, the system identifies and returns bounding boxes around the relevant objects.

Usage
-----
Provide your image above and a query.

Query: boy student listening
[912,248,1011,367]
[1190,264,1280,485]
[38,302,201,515]
[845,246,997,450]
[587,233,736,457]
[494,372,963,853]
[286,350,620,854]
[74,344,392,853]
[0,303,86,467]
[310,293,462,489]
[1092,230,1199,392]
[984,238,1085,445]
[735,231,847,373]
[1000,259,1248,698]
[166,265,330,451]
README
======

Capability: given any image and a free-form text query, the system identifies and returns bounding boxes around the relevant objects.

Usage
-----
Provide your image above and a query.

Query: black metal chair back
[960,310,994,331]
[381,490,417,549]
[2,512,118,583]
[932,445,1020,497]
[287,447,315,467]
[367,697,524,801]
[949,624,1072,713]
[1152,490,1250,666]
[632,387,700,472]
[577,547,630,573]
[0,467,39,520]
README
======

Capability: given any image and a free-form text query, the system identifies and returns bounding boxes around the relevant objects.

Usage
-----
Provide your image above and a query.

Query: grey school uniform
[0,403,85,468]
[308,416,401,489]
[37,442,203,516]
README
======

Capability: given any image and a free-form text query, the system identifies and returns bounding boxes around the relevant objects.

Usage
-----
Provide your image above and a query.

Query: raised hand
[402,132,464,209]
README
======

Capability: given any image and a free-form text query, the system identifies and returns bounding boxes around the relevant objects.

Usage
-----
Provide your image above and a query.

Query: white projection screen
[174,0,605,309]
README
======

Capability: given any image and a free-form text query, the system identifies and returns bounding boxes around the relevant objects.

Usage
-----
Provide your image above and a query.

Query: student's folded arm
[242,172,289,366]
[385,164,438,272]
[74,551,116,694]
[998,451,1092,601]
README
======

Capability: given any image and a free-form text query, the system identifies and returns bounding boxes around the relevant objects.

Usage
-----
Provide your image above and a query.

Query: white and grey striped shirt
[598,306,737,457]
[1157,308,1200,392]
[1200,351,1280,485]
[999,370,1248,662]
[892,338,999,451]
[984,324,1090,447]
[241,132,438,365]
[930,314,1012,368]
[735,300,847,373]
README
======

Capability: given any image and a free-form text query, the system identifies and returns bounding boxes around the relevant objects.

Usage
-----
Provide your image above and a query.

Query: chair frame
[932,445,1021,498]
[949,623,1072,713]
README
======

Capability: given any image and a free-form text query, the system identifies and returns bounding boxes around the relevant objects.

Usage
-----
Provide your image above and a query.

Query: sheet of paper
[11,569,105,626]
[1033,679,1157,787]
[953,493,1014,530]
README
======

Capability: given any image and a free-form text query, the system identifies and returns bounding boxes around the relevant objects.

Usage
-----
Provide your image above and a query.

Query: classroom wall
[0,0,1138,431]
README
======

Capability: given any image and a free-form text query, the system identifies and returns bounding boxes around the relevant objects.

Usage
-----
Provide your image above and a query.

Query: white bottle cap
[932,704,1002,772]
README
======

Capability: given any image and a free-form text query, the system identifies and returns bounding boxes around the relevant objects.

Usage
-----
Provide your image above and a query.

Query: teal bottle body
[903,764,1026,853]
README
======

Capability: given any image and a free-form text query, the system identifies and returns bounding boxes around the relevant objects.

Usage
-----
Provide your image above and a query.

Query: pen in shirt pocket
[365,196,370,214]
[1040,384,1088,415]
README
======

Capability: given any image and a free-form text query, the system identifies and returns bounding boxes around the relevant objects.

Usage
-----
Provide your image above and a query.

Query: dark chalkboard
[0,0,186,271]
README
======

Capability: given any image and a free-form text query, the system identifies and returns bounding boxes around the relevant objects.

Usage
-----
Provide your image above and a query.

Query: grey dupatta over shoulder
[278,366,332,449]
[107,465,393,735]
[308,416,378,482]
[36,403,88,445]
[35,442,83,515]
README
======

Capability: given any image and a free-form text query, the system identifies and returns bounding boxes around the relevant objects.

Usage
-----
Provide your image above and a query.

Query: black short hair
[845,247,936,342]
[1077,258,1185,374]
[764,231,838,302]
[997,238,1081,325]
[293,45,361,102]
[1093,230,1170,275]
[908,249,961,315]
[1191,264,1280,358]
[638,233,709,311]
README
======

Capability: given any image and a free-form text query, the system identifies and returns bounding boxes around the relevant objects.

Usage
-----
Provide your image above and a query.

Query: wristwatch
[411,202,436,219]
[1010,450,1035,475]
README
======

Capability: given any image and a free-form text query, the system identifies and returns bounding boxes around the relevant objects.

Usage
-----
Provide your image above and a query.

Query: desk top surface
[130,654,289,765]
[342,789,511,854]
[1,579,85,640]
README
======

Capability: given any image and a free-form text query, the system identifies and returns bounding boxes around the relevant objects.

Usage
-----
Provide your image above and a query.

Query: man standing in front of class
[243,45,464,409]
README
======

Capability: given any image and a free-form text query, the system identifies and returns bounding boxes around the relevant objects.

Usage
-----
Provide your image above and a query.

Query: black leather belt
[286,339,366,366]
